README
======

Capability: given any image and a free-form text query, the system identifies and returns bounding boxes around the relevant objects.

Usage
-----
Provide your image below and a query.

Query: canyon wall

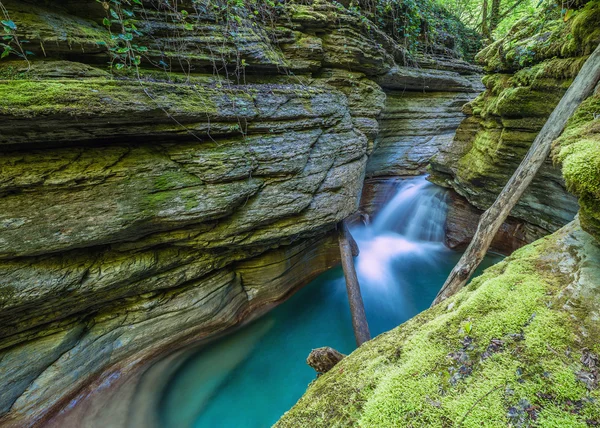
[0,0,480,425]
[430,1,600,244]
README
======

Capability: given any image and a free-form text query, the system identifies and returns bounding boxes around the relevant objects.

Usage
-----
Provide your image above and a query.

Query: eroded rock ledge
[430,0,600,238]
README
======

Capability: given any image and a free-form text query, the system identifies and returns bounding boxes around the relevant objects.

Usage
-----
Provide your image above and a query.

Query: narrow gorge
[0,0,598,427]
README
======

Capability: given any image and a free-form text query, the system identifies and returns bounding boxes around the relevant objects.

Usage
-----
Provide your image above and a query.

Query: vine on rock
[0,0,31,69]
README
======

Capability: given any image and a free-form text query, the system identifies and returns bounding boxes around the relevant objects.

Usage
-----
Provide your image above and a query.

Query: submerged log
[433,42,600,306]
[307,347,346,374]
[338,220,371,346]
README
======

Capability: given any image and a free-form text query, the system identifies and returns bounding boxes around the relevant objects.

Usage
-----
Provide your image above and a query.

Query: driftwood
[307,347,346,374]
[338,220,371,346]
[433,42,600,306]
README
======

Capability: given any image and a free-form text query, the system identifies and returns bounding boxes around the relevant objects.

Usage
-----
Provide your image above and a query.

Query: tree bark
[490,0,502,32]
[338,221,371,346]
[481,0,490,38]
[432,42,600,307]
[307,347,346,374]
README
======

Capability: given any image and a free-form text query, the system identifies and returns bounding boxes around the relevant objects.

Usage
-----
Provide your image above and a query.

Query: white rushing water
[351,176,452,314]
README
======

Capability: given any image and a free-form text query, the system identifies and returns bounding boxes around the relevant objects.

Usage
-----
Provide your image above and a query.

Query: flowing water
[157,176,502,428]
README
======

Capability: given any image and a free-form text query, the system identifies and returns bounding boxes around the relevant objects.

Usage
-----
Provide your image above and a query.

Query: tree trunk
[481,0,489,38]
[432,42,600,306]
[490,0,501,32]
[338,221,371,346]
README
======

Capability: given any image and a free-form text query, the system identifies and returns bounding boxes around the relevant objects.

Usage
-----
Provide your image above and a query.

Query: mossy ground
[277,222,600,427]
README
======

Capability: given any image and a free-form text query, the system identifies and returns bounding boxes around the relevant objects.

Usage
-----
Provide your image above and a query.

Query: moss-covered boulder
[277,219,600,427]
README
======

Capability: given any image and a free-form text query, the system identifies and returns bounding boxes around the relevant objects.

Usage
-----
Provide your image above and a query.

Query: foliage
[97,0,147,70]
[436,0,592,44]
[0,1,30,67]
[346,0,482,59]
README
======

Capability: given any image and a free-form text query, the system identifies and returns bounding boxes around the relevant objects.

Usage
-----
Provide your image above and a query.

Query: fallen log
[338,220,371,346]
[433,42,600,306]
[307,347,346,374]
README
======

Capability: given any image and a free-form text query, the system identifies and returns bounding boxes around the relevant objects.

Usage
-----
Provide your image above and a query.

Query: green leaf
[463,321,472,334]
[103,17,111,27]
[1,20,17,31]
[563,9,574,21]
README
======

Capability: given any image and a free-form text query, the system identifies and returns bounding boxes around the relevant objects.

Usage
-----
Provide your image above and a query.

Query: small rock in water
[307,347,346,374]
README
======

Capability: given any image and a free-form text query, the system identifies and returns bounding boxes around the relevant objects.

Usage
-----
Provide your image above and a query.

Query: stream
[157,176,501,428]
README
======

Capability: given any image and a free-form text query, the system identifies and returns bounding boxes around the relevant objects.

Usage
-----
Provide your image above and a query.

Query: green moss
[0,78,226,118]
[536,404,589,427]
[553,93,600,240]
[477,1,600,73]
[492,86,563,118]
[569,0,600,55]
[4,0,110,48]
[277,223,600,427]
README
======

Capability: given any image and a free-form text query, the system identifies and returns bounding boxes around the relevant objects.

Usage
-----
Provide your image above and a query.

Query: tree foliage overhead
[345,0,482,59]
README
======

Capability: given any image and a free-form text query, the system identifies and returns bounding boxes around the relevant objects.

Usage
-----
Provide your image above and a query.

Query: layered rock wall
[0,0,482,425]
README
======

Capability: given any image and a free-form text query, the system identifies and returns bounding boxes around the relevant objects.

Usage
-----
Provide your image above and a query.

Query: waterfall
[135,175,500,428]
[350,176,451,314]
[369,176,448,242]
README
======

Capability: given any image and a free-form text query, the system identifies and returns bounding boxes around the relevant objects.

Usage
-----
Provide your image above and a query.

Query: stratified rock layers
[0,0,481,425]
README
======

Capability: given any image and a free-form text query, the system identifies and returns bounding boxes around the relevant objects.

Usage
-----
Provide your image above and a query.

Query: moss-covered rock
[429,2,600,235]
[553,90,600,241]
[277,219,600,427]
